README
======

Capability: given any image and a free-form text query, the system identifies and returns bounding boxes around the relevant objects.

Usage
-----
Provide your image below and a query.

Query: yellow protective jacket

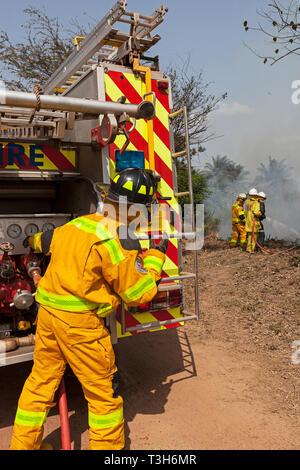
[29,213,165,317]
[232,201,245,224]
[245,197,262,233]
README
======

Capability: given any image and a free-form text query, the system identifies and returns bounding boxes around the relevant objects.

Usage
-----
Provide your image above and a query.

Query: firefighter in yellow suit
[10,168,168,451]
[256,191,266,252]
[229,193,247,249]
[245,188,262,253]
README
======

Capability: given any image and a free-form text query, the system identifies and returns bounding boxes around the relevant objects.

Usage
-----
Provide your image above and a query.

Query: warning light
[115,150,145,171]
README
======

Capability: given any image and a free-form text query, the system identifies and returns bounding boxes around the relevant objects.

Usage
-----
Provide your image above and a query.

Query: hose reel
[91,95,136,155]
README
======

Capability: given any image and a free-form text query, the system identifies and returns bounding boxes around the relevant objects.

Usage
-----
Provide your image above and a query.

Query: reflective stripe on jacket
[29,213,165,316]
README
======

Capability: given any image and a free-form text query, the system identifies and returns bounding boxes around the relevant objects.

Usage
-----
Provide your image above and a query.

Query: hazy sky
[1,0,300,183]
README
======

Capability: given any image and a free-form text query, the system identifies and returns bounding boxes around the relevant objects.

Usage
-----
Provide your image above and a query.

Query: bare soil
[183,237,300,426]
[0,238,299,450]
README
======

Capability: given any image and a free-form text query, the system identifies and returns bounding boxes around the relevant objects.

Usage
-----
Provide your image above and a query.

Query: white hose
[0,334,35,353]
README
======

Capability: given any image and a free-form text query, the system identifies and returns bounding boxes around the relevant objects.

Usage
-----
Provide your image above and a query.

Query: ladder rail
[169,106,200,321]
[182,106,200,320]
[134,6,168,39]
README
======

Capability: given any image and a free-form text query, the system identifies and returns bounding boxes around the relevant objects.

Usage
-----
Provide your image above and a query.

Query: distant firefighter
[256,191,267,252]
[245,188,262,253]
[230,193,247,250]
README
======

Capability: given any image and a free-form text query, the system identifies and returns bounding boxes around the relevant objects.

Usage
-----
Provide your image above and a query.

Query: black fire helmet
[106,168,158,206]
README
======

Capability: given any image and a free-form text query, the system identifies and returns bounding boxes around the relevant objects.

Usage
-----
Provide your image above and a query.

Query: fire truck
[0,0,199,368]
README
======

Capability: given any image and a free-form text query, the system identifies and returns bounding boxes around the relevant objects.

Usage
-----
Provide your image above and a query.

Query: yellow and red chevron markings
[0,142,76,171]
[104,68,183,337]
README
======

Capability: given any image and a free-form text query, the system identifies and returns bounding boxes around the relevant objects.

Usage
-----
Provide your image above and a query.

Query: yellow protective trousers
[10,306,124,450]
[246,233,258,253]
[230,223,247,247]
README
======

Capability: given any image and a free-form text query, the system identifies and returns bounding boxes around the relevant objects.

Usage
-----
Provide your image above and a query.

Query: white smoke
[264,217,300,242]
[203,158,300,242]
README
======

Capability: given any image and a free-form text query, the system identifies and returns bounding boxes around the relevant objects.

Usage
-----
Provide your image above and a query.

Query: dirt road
[0,240,299,450]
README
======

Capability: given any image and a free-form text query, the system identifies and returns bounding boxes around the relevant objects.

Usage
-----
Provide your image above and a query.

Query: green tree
[176,162,213,234]
[255,156,293,186]
[253,156,297,203]
[203,155,249,191]
[176,163,209,206]
[167,62,227,215]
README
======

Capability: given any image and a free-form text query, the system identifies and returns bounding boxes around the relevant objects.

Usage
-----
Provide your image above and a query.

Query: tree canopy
[255,156,293,185]
[167,60,227,155]
[203,155,250,191]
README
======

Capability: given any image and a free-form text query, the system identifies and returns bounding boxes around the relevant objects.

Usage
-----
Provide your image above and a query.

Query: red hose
[252,218,294,255]
[58,378,71,450]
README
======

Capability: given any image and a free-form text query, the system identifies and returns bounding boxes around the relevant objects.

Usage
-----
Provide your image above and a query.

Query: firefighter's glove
[23,236,30,248]
[150,237,169,254]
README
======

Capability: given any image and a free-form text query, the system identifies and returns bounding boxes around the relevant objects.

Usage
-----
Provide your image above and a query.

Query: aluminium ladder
[119,106,200,335]
[44,0,168,96]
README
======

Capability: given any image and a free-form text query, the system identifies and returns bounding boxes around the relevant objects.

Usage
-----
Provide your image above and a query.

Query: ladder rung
[53,87,67,93]
[124,10,154,21]
[139,35,161,52]
[135,232,196,241]
[102,30,160,48]
[101,31,130,48]
[160,273,196,282]
[124,314,198,334]
[169,108,184,119]
[171,150,186,158]
[158,283,182,292]
[95,48,112,54]
[118,17,151,28]
[175,192,190,198]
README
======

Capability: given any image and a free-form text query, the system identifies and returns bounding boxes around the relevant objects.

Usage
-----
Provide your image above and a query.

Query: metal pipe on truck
[0,90,155,120]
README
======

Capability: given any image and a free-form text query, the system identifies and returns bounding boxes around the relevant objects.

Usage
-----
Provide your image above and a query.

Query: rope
[29,84,44,124]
